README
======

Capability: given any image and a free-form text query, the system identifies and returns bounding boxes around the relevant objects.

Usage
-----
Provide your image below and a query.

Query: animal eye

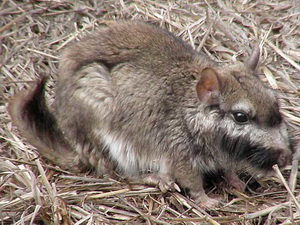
[232,112,249,124]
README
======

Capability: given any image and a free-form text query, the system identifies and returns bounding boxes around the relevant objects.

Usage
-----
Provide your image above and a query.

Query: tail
[8,77,79,171]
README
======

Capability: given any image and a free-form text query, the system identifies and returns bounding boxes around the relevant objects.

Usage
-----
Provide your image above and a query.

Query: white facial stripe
[231,101,255,117]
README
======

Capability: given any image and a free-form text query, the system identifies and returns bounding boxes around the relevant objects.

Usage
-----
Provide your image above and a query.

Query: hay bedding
[0,0,300,224]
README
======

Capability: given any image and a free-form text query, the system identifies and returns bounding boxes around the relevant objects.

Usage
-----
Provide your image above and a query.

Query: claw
[174,183,181,192]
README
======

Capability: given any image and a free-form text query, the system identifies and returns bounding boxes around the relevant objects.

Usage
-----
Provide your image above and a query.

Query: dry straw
[1,0,299,224]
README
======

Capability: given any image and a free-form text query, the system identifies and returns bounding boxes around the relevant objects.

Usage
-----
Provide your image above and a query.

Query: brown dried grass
[1,0,300,224]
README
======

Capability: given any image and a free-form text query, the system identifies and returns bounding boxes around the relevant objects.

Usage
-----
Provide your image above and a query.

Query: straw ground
[1,0,300,224]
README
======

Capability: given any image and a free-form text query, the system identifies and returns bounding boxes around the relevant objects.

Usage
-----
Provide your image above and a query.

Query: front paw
[229,178,246,192]
[225,173,246,192]
[143,173,181,193]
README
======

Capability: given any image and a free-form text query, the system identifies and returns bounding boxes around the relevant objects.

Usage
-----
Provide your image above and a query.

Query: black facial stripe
[220,130,279,170]
[266,109,283,127]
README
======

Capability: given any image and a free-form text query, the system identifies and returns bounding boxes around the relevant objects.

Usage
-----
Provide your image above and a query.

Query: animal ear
[246,42,260,70]
[196,68,221,105]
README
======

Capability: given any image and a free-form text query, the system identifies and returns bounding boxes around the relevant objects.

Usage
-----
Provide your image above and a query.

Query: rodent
[8,21,293,207]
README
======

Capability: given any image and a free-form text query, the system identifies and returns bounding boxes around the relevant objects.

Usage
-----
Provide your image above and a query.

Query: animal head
[195,46,293,172]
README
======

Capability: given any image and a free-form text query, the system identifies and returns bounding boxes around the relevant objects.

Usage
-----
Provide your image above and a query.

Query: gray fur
[8,21,293,207]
